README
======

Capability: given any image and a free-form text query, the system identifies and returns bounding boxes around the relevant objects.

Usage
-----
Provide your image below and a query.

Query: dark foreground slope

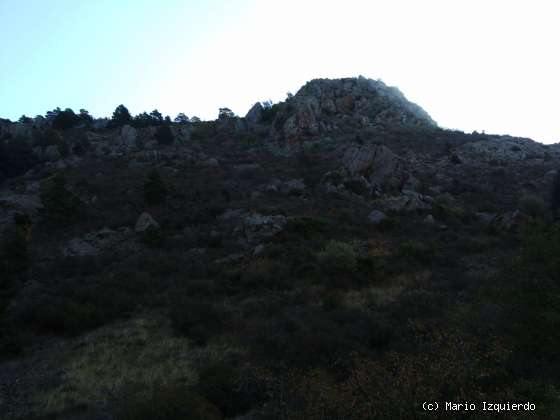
[1,78,560,419]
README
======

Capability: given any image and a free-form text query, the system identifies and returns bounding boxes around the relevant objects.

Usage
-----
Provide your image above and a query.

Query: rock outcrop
[269,76,436,142]
[455,136,549,163]
[322,144,416,198]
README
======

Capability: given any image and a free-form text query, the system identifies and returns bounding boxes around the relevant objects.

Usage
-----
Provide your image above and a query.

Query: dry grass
[35,313,244,415]
[344,270,432,308]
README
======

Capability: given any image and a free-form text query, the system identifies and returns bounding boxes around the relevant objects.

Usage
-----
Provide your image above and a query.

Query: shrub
[140,227,165,248]
[0,137,37,179]
[260,102,281,123]
[15,269,155,336]
[33,128,62,147]
[71,135,90,156]
[154,125,174,145]
[240,258,291,291]
[551,171,560,216]
[143,169,167,205]
[316,240,357,273]
[488,223,560,379]
[519,195,546,219]
[377,216,400,231]
[40,174,82,221]
[169,298,225,344]
[253,306,388,367]
[190,121,216,141]
[286,216,330,239]
[115,383,222,420]
[397,239,438,263]
[198,363,257,417]
[0,225,29,290]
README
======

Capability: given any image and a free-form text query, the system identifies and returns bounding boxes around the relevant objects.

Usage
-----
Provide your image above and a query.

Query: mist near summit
[1,0,558,143]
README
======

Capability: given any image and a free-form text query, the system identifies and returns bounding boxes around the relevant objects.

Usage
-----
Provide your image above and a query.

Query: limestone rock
[119,125,138,152]
[342,144,411,190]
[243,213,287,244]
[368,210,387,224]
[280,179,306,195]
[377,190,432,212]
[455,136,547,163]
[245,102,264,126]
[270,76,436,142]
[135,212,159,233]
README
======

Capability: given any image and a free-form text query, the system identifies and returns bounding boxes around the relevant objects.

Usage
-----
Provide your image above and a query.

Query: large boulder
[342,144,410,190]
[134,212,159,233]
[368,210,387,224]
[323,144,415,197]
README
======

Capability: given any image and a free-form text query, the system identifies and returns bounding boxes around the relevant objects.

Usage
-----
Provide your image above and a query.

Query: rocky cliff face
[266,76,436,143]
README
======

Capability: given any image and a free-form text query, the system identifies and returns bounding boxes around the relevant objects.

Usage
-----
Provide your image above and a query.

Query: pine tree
[111,104,132,126]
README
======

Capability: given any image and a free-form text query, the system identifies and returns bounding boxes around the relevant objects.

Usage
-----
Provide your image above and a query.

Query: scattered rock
[368,210,387,224]
[62,227,135,257]
[242,213,287,244]
[455,136,547,163]
[424,214,436,224]
[476,212,497,226]
[253,244,265,256]
[377,190,432,212]
[280,179,306,195]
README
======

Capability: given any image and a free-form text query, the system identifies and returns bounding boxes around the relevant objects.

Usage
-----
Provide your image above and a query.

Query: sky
[1,0,559,143]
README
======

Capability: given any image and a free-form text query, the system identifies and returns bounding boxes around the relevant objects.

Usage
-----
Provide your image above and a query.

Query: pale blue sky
[1,0,559,143]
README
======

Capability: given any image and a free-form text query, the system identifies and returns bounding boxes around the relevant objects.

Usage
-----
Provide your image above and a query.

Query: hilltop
[1,77,560,419]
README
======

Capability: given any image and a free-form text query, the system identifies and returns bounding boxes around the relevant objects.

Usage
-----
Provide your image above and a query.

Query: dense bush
[15,268,159,336]
[316,240,357,273]
[154,125,174,145]
[240,258,291,291]
[40,174,83,221]
[169,297,226,344]
[0,137,37,179]
[143,169,167,205]
[197,363,260,417]
[116,383,222,420]
[397,239,438,263]
[286,216,330,239]
[552,171,560,216]
[253,306,391,367]
[489,222,560,380]
[0,222,30,291]
[260,101,281,123]
[190,121,216,141]
[519,194,547,219]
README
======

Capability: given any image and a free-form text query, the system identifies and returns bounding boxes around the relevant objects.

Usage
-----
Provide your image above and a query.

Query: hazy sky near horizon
[1,0,558,143]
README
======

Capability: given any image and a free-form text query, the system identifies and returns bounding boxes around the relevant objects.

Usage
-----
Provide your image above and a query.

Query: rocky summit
[1,77,560,420]
[246,76,436,142]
